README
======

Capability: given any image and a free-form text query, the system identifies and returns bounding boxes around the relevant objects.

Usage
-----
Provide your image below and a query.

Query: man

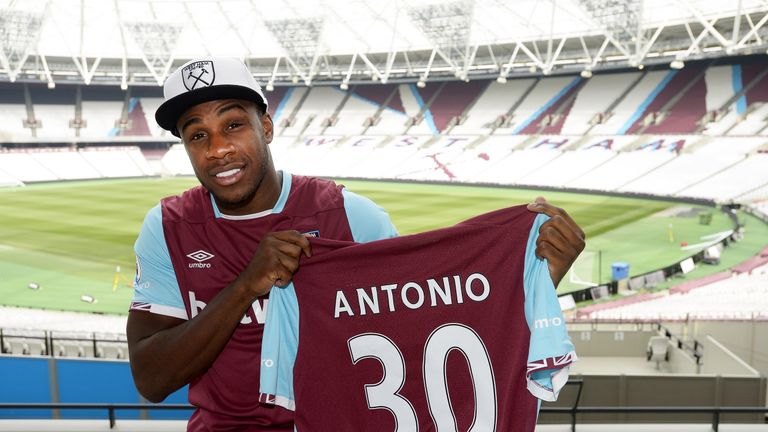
[127,57,585,431]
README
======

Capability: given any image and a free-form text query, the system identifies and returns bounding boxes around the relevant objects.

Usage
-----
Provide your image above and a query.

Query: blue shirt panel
[131,204,187,318]
[524,213,576,401]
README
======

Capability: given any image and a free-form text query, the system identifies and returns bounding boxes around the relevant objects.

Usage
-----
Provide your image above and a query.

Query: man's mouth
[212,166,244,186]
[216,168,241,178]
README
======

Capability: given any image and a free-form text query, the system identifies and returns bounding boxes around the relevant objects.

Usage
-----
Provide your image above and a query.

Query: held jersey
[260,205,576,431]
[130,172,397,431]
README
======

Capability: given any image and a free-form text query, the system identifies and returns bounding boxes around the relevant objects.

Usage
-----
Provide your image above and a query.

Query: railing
[1,381,766,432]
[0,328,126,358]
[0,403,193,428]
[542,406,768,432]
[656,322,704,365]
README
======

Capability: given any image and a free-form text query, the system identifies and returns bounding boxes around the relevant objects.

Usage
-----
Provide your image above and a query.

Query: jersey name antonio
[260,205,576,431]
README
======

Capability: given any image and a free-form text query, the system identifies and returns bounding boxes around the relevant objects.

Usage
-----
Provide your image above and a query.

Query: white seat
[54,340,85,357]
[646,336,670,368]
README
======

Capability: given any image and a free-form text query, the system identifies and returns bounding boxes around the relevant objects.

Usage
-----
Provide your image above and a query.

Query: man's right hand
[238,230,312,296]
[127,230,311,403]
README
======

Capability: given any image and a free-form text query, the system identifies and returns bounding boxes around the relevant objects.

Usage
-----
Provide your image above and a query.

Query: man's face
[176,98,275,214]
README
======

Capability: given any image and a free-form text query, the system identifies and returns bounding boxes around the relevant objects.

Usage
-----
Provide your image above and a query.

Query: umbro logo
[187,250,214,269]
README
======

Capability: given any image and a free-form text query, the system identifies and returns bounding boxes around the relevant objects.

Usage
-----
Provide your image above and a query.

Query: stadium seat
[54,340,85,357]
[98,342,127,360]
[646,336,670,369]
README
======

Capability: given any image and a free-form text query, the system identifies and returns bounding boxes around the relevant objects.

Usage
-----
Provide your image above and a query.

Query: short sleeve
[259,281,299,411]
[342,189,398,242]
[130,204,188,320]
[523,214,577,402]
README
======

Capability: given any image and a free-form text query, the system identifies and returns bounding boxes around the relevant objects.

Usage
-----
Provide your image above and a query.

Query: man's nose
[207,133,235,159]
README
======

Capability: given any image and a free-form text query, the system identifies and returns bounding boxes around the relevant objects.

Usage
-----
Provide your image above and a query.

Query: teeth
[216,168,240,178]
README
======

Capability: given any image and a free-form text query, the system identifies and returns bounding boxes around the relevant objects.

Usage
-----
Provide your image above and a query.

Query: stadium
[0,0,767,430]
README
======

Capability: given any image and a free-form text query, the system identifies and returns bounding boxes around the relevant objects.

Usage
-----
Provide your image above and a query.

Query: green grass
[0,177,762,314]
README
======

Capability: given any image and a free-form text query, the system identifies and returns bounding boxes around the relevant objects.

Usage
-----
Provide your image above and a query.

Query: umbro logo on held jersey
[187,250,214,268]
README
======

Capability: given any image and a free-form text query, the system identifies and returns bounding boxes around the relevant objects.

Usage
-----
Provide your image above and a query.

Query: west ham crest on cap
[182,60,216,91]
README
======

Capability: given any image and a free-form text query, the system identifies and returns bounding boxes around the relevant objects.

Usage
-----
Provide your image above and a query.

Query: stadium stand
[704,65,737,114]
[618,141,745,196]
[451,79,536,135]
[160,144,195,176]
[560,72,636,135]
[323,87,383,136]
[502,76,577,134]
[0,152,58,182]
[33,105,75,138]
[137,98,166,137]
[567,144,677,191]
[273,87,310,136]
[581,264,768,321]
[680,153,768,201]
[28,149,103,180]
[80,101,123,138]
[588,70,668,135]
[0,147,155,183]
[0,104,28,140]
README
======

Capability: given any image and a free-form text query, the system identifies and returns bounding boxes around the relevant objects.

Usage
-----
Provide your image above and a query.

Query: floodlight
[528,65,537,74]
[28,282,40,290]
[339,82,349,90]
[47,81,55,89]
[292,76,300,84]
[417,80,426,88]
[496,76,507,84]
[120,82,128,91]
[580,69,593,78]
[266,83,275,92]
[638,64,645,70]
[670,60,685,69]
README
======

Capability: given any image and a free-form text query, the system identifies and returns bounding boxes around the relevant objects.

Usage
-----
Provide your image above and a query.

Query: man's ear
[261,112,274,144]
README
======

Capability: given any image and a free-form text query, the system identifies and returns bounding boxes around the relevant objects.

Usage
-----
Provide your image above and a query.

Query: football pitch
[0,177,764,315]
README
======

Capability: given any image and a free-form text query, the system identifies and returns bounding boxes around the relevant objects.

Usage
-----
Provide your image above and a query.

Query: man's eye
[190,132,205,141]
[227,122,242,130]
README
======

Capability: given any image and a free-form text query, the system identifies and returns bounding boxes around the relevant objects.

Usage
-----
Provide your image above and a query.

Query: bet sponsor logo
[533,316,564,329]
[189,290,268,325]
[186,250,214,269]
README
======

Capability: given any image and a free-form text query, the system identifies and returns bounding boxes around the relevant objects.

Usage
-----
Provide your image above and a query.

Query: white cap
[155,57,268,137]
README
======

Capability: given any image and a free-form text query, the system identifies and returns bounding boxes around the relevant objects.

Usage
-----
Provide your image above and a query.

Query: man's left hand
[527,196,586,287]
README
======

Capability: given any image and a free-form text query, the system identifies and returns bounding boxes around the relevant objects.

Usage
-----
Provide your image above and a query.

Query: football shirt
[261,205,575,431]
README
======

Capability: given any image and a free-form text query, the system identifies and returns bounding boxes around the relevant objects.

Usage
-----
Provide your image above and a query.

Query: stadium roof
[2,0,768,88]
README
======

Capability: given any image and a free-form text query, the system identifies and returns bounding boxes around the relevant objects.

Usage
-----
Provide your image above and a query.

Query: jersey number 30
[347,323,497,431]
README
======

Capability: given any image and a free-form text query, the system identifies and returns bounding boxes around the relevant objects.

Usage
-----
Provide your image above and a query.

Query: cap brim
[155,85,268,137]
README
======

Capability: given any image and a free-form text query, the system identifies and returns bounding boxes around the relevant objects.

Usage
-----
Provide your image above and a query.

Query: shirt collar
[210,171,292,220]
